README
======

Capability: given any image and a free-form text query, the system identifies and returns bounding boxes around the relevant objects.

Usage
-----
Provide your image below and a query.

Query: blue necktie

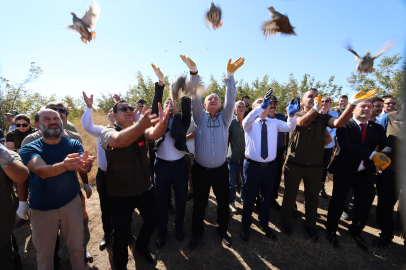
[260,119,268,160]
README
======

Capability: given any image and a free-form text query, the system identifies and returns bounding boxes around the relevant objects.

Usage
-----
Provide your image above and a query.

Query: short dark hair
[339,95,348,100]
[371,97,384,103]
[241,95,250,100]
[322,96,331,102]
[113,100,128,113]
[358,99,374,106]
[302,88,318,100]
[384,96,397,102]
[381,95,394,100]
[45,102,70,116]
[15,114,31,123]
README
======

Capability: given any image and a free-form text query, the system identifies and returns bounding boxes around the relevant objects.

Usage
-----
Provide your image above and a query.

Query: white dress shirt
[82,107,108,171]
[243,106,296,162]
[352,118,376,171]
[156,118,186,161]
[325,110,339,149]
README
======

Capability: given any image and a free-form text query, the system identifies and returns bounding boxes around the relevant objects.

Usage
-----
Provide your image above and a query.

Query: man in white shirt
[240,89,298,241]
[150,64,191,249]
[82,92,115,251]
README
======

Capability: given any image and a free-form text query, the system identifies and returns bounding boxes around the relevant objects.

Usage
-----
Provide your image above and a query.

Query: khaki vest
[386,111,403,171]
[105,124,151,197]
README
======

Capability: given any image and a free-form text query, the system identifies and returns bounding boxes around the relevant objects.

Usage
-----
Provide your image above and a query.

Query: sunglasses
[322,100,330,103]
[16,123,29,127]
[50,108,67,114]
[385,102,397,105]
[270,101,278,105]
[118,106,135,112]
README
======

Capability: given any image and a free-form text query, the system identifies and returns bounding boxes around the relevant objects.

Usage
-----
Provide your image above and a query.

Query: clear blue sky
[1,0,405,102]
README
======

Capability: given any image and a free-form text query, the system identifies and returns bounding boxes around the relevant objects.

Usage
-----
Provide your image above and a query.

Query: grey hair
[34,109,61,123]
[235,101,245,110]
[204,93,220,103]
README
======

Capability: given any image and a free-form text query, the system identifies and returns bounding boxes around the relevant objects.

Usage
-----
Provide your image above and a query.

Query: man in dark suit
[326,99,392,252]
[151,64,191,249]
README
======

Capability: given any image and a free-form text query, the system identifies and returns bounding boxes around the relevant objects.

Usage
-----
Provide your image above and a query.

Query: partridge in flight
[69,1,101,44]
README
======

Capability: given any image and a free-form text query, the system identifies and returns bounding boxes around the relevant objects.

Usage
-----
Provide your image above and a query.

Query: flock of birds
[67,1,393,74]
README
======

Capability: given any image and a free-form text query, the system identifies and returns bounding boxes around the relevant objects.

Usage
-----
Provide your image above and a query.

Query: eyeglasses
[118,106,135,112]
[16,123,29,127]
[50,108,67,114]
[385,102,397,105]
[270,101,278,105]
[322,100,330,103]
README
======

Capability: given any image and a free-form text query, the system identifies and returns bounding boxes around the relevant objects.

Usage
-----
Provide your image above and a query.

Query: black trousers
[154,158,189,236]
[376,169,399,240]
[109,188,159,270]
[96,168,113,235]
[271,147,285,203]
[326,171,375,236]
[322,148,334,187]
[192,162,230,236]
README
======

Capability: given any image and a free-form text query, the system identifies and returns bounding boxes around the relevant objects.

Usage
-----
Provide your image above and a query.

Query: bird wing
[81,1,101,30]
[347,47,361,61]
[261,15,296,37]
[372,42,394,59]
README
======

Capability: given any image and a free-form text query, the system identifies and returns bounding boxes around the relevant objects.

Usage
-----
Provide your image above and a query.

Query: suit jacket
[151,82,191,153]
[328,118,392,184]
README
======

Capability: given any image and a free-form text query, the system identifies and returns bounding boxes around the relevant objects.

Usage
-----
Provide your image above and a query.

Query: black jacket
[151,82,191,153]
[328,118,392,184]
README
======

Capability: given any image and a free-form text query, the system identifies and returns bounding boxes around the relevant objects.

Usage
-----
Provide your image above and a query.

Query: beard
[39,123,62,139]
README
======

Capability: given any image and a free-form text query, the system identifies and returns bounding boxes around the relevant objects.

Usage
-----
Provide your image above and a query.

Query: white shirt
[9,125,16,132]
[243,106,296,162]
[156,118,186,161]
[325,110,339,149]
[82,107,108,171]
[352,118,376,171]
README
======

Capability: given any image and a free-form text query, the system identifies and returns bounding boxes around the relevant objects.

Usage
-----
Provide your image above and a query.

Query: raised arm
[297,95,322,127]
[222,58,245,126]
[277,98,299,132]
[242,105,262,131]
[145,102,171,141]
[180,97,192,130]
[82,92,104,137]
[151,64,165,116]
[328,89,377,128]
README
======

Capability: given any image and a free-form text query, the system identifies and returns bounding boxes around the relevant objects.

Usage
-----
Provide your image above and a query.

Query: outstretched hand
[151,63,165,82]
[138,104,159,129]
[226,57,245,77]
[180,55,197,72]
[261,87,274,109]
[82,91,93,109]
[372,152,391,170]
[111,94,120,104]
[313,95,322,112]
[349,89,377,105]
[288,99,300,116]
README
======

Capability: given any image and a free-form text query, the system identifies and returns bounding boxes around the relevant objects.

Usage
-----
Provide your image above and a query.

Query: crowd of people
[0,56,404,270]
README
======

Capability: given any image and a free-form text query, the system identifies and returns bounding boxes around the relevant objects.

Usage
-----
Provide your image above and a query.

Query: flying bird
[205,2,223,30]
[261,6,296,37]
[68,1,101,44]
[347,42,394,73]
[163,50,167,52]
[170,75,208,108]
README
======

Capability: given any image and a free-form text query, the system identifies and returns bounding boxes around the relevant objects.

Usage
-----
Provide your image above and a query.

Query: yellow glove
[313,95,322,112]
[180,55,197,72]
[226,57,245,77]
[349,89,377,105]
[151,64,164,81]
[372,152,391,170]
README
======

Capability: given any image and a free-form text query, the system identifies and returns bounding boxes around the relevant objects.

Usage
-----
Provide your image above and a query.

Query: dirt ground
[13,174,406,270]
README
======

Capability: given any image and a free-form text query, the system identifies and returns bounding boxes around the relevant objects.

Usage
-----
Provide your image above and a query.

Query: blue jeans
[228,160,245,203]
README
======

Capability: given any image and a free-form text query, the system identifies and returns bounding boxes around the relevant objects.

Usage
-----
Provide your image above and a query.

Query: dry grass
[13,114,406,270]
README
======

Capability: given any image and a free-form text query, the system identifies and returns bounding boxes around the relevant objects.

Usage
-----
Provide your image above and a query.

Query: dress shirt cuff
[190,76,200,85]
[224,76,235,87]
[369,151,377,160]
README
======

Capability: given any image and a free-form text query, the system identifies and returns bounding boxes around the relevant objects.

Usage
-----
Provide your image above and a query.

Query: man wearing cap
[281,88,377,242]
[183,55,245,250]
[4,110,19,133]
[267,95,288,210]
[136,99,148,114]
[241,90,299,242]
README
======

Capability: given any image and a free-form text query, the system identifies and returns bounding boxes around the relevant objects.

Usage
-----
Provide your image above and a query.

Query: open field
[13,114,406,270]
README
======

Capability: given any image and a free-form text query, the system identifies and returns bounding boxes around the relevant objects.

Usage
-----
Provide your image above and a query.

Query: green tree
[347,54,405,105]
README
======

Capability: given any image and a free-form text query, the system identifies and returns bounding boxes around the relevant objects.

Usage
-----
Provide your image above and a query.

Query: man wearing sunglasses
[45,102,77,133]
[182,55,245,250]
[376,96,397,123]
[150,64,191,249]
[100,98,169,267]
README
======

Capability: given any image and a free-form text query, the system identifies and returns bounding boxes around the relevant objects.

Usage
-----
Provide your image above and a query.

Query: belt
[246,158,275,166]
[156,156,185,165]
[194,160,227,172]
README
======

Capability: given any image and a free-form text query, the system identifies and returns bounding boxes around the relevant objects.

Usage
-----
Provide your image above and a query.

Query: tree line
[1,55,404,132]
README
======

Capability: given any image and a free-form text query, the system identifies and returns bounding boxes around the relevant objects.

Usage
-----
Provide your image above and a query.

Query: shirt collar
[353,118,369,126]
